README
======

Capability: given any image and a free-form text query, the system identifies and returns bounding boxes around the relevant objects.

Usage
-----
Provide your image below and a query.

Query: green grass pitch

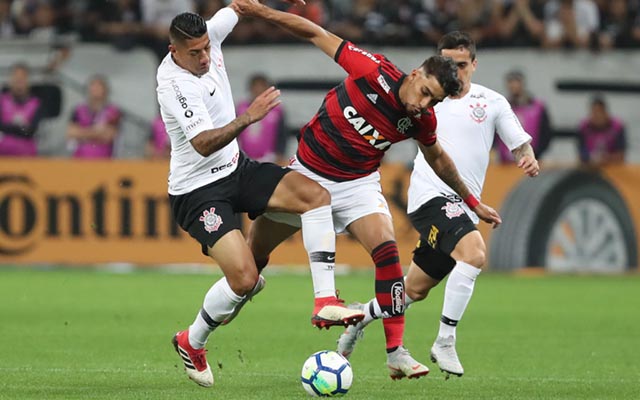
[0,268,639,399]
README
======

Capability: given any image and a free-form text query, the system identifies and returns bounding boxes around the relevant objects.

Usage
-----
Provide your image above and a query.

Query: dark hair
[420,55,461,97]
[170,12,207,43]
[437,31,476,61]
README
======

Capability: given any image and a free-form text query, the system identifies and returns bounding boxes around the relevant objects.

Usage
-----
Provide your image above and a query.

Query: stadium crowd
[0,0,631,164]
[0,0,640,51]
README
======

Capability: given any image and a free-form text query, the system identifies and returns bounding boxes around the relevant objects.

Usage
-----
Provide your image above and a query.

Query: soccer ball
[301,350,353,397]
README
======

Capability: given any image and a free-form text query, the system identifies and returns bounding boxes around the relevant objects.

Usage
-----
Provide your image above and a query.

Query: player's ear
[169,43,177,56]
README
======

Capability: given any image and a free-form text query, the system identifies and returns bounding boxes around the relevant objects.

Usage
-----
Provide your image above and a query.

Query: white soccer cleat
[386,346,430,380]
[172,330,214,387]
[222,274,266,325]
[430,335,464,377]
[336,303,366,359]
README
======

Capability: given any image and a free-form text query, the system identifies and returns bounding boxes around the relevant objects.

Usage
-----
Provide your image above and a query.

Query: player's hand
[518,155,539,177]
[245,86,281,124]
[231,0,264,16]
[473,202,502,229]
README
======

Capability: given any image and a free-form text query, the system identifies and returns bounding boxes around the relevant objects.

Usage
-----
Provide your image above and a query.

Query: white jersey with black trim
[408,83,532,223]
[157,7,240,195]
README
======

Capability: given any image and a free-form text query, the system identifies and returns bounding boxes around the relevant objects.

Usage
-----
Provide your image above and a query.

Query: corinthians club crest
[199,207,223,233]
[441,201,465,219]
[469,102,487,123]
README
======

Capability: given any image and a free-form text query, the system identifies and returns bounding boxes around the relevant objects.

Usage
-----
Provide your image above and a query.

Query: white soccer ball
[301,350,353,397]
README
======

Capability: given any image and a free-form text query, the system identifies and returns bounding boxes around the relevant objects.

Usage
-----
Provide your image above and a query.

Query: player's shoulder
[469,83,508,106]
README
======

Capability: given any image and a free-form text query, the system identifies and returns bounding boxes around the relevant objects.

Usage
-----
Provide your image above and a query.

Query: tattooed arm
[419,142,502,226]
[511,142,540,177]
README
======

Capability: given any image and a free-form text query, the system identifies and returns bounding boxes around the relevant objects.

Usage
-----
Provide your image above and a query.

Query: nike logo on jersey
[209,88,216,96]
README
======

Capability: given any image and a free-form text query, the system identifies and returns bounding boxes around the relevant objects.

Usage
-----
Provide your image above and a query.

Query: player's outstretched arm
[191,87,281,157]
[231,0,343,59]
[511,142,540,177]
[419,142,502,227]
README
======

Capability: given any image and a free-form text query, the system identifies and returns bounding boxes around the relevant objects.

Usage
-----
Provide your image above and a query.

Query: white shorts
[265,157,391,233]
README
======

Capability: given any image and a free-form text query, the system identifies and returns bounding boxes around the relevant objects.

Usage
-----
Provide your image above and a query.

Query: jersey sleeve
[158,78,214,141]
[207,7,239,44]
[415,111,438,146]
[494,95,532,151]
[334,41,384,78]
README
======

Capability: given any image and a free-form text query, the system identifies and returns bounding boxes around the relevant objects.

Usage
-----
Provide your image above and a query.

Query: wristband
[464,194,479,209]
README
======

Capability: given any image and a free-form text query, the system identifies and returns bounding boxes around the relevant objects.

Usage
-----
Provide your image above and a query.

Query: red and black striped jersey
[297,40,438,182]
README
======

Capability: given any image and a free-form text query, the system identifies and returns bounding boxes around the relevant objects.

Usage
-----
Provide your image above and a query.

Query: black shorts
[408,196,477,280]
[169,153,291,256]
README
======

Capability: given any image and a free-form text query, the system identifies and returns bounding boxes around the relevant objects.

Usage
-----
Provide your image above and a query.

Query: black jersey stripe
[300,127,373,178]
[353,76,400,125]
[381,60,403,80]
[316,94,370,163]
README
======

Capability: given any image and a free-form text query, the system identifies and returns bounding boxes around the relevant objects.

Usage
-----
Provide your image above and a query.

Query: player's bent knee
[459,249,486,269]
[406,285,428,302]
[227,268,259,296]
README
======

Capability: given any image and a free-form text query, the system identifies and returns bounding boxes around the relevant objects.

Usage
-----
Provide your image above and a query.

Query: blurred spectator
[139,0,195,60]
[457,0,501,46]
[577,95,626,165]
[496,0,546,47]
[543,0,599,49]
[0,63,43,156]
[495,70,552,162]
[236,74,287,164]
[416,0,459,46]
[0,0,16,37]
[145,114,170,159]
[287,0,326,26]
[377,0,424,45]
[10,0,39,35]
[93,0,144,51]
[66,75,121,159]
[598,0,637,49]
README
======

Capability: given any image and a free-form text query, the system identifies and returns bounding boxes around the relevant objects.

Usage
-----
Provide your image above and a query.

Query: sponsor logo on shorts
[199,207,223,233]
[441,201,465,219]
[391,281,404,315]
[427,225,439,249]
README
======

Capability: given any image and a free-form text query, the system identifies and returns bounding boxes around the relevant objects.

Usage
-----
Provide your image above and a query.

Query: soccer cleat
[172,330,214,387]
[312,297,365,330]
[386,346,430,380]
[336,303,366,359]
[430,335,464,378]
[222,275,266,325]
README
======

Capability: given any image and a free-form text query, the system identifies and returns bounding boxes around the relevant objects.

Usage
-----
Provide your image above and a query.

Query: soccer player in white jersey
[337,31,540,377]
[157,5,363,388]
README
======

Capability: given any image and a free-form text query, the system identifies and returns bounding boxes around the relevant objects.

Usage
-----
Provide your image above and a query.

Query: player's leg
[240,161,363,328]
[346,213,428,379]
[430,229,485,377]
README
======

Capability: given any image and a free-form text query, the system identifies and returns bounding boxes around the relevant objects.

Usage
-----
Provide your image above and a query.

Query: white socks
[438,261,481,339]
[301,205,336,298]
[188,277,245,349]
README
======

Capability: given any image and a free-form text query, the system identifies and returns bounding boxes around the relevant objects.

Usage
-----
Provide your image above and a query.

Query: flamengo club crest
[469,102,487,123]
[199,207,223,233]
[397,117,412,134]
[441,202,465,219]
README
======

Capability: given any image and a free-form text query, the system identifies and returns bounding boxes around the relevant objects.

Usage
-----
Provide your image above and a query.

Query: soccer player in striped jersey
[232,0,502,379]
[337,31,540,378]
